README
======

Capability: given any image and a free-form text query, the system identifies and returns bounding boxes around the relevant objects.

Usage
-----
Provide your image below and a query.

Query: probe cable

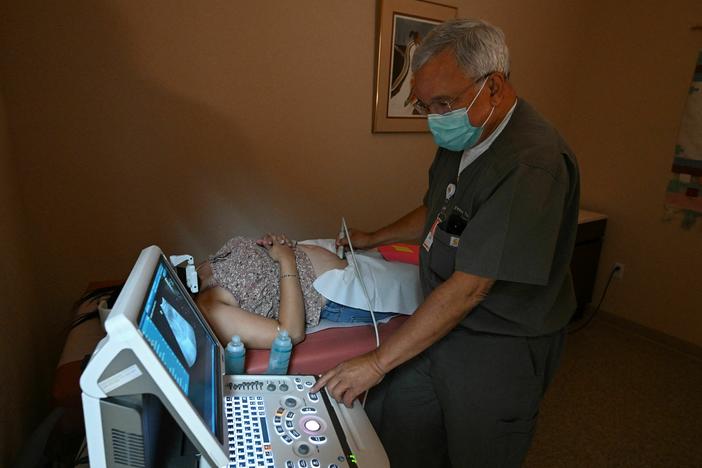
[340,217,381,407]
[341,217,381,348]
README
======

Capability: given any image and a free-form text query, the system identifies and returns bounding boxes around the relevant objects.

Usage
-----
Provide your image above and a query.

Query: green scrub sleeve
[455,162,568,286]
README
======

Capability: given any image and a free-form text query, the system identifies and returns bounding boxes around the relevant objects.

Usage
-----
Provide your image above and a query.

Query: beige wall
[0,2,435,338]
[0,0,701,459]
[0,88,42,463]
[564,0,702,345]
[0,0,590,361]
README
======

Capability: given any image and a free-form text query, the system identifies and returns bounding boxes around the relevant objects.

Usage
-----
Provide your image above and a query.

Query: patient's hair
[411,18,510,79]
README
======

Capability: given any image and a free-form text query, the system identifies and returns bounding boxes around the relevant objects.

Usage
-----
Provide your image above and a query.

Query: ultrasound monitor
[80,246,229,468]
[138,259,218,434]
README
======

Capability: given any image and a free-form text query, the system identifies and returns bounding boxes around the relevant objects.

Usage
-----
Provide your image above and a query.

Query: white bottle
[225,335,246,375]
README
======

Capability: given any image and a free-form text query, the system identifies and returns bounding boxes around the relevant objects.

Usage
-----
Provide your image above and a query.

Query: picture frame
[372,0,457,133]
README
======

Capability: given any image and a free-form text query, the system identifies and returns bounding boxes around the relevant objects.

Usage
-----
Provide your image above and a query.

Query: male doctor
[312,18,580,467]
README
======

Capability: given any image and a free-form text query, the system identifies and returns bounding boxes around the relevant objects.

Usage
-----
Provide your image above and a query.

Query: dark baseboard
[597,310,702,361]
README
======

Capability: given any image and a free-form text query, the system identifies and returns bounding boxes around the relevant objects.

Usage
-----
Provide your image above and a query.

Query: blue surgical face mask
[427,78,495,152]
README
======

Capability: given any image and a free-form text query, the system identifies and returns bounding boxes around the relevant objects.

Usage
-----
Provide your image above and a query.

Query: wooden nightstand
[571,209,608,320]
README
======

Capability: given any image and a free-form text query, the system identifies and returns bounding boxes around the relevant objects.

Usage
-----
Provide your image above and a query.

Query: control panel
[223,375,357,468]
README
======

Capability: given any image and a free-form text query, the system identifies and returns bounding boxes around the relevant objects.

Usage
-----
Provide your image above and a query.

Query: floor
[524,316,702,467]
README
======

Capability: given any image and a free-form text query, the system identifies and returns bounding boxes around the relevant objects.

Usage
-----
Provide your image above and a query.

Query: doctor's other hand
[311,350,386,408]
[336,228,375,250]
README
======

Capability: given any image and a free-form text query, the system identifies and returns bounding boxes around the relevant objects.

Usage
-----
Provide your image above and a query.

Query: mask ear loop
[466,77,489,111]
[466,77,494,128]
[479,105,495,129]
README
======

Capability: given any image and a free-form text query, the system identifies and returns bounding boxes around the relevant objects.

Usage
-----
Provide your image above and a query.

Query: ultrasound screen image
[138,257,221,439]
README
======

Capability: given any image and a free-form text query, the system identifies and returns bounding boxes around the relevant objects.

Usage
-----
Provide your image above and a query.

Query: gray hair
[411,19,510,79]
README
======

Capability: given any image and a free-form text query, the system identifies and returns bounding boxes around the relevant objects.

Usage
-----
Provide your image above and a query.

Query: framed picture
[373,0,457,133]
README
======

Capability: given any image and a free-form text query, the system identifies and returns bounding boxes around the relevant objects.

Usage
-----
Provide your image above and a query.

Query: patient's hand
[257,233,295,263]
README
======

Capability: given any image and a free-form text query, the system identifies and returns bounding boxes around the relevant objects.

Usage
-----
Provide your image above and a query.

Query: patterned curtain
[664,50,702,229]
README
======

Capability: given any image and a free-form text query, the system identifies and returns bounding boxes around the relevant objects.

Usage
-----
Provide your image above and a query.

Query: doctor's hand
[311,350,386,407]
[256,233,295,263]
[336,228,375,251]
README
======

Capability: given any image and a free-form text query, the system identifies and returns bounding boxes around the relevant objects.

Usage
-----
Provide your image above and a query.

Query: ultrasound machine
[80,245,389,468]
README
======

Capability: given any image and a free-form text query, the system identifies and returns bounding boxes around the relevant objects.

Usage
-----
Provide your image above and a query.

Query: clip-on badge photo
[423,216,441,252]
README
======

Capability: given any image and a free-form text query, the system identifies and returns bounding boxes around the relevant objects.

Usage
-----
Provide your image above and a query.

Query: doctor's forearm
[374,272,493,373]
[370,205,427,246]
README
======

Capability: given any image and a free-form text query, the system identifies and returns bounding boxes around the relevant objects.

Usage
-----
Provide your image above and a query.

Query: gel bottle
[267,329,292,375]
[225,335,246,375]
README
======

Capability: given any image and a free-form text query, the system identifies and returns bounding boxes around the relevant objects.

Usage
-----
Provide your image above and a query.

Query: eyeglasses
[412,73,492,116]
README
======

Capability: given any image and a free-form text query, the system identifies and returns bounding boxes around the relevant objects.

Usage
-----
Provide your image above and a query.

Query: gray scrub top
[420,99,580,337]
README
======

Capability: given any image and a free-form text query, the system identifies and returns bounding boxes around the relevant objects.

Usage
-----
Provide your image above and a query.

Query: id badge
[423,216,441,252]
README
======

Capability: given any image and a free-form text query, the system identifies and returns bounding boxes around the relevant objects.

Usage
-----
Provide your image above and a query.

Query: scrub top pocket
[429,227,458,280]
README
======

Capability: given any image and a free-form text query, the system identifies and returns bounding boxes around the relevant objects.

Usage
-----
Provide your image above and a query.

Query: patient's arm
[199,233,306,349]
[274,245,306,342]
[197,285,305,349]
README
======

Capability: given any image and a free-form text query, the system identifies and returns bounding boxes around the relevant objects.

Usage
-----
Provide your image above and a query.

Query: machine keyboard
[225,395,275,468]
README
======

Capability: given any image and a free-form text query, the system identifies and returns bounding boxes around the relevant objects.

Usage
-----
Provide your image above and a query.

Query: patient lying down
[196,234,419,349]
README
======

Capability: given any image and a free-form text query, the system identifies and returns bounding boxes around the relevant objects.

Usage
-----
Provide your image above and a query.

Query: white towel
[312,249,422,315]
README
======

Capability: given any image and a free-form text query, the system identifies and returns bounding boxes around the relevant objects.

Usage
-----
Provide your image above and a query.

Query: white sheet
[299,239,422,315]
